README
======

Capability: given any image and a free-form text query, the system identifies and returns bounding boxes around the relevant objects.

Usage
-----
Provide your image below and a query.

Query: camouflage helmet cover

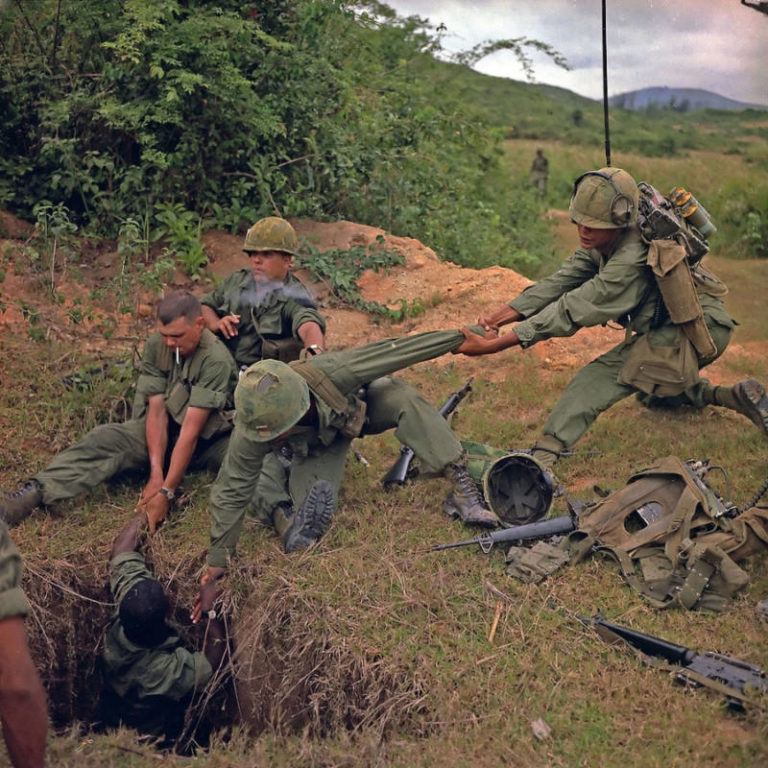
[234,359,310,441]
[243,217,299,256]
[569,167,639,229]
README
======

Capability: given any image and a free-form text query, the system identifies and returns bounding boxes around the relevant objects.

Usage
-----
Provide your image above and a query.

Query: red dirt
[0,212,757,387]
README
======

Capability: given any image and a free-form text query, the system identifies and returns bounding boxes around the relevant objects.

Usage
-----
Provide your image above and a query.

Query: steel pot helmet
[243,217,299,256]
[235,359,310,441]
[569,167,639,229]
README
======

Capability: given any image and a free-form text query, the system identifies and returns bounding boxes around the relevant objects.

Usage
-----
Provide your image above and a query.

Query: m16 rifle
[582,615,768,710]
[428,513,576,554]
[382,378,473,489]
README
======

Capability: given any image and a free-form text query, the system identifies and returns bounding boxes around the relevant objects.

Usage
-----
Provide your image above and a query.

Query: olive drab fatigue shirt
[102,552,212,718]
[132,329,238,439]
[206,329,467,567]
[508,227,733,346]
[201,271,326,367]
[0,521,29,621]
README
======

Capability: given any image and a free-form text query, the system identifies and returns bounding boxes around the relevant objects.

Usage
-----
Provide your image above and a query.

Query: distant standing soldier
[0,293,238,532]
[529,148,549,196]
[457,167,768,468]
[0,521,48,768]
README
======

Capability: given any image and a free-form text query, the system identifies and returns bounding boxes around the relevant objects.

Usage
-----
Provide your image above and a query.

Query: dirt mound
[0,213,750,385]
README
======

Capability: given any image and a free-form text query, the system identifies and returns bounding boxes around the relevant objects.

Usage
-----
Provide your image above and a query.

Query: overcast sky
[383,1,768,106]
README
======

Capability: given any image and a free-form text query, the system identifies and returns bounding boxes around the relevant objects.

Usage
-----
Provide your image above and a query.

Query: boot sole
[739,379,768,437]
[443,495,499,528]
[283,481,335,552]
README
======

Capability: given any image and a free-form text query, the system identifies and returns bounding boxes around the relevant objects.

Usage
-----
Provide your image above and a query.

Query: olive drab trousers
[249,376,464,533]
[542,317,733,449]
[34,419,230,504]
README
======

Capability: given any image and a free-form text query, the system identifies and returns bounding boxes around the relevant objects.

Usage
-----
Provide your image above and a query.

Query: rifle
[428,513,576,554]
[583,615,768,710]
[382,378,474,490]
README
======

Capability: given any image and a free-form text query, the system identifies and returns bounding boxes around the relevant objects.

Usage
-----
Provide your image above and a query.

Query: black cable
[602,0,611,166]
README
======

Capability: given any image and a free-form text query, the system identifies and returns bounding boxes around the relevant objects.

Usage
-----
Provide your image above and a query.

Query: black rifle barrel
[382,378,473,489]
[430,514,575,553]
[588,617,690,665]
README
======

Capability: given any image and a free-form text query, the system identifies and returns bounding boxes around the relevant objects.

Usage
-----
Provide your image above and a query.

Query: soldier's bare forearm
[298,321,325,350]
[481,305,523,329]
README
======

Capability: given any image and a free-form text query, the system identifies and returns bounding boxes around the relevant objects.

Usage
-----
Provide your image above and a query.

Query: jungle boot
[730,380,768,437]
[0,480,43,527]
[277,480,335,553]
[530,435,566,497]
[443,462,500,528]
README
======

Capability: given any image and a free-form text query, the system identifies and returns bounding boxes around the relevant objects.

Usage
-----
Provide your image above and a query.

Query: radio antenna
[602,0,612,166]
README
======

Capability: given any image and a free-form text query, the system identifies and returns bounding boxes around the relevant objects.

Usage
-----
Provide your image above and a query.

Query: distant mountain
[610,87,767,112]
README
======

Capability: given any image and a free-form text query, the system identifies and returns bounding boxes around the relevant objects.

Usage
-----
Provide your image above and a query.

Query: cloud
[383,0,768,105]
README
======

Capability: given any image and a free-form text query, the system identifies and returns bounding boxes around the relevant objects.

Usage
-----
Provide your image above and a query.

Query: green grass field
[2,83,768,767]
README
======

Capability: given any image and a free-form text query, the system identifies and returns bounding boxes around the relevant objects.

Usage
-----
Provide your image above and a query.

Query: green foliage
[295,237,404,315]
[0,0,560,274]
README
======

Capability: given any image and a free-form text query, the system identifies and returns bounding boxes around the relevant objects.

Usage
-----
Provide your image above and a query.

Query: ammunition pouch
[618,330,699,397]
[647,239,716,358]
[261,337,304,363]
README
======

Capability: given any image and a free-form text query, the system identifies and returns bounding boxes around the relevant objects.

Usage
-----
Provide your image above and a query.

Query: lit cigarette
[175,347,180,365]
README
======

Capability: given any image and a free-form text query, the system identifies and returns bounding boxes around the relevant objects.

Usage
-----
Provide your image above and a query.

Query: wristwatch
[159,487,176,501]
[306,344,324,356]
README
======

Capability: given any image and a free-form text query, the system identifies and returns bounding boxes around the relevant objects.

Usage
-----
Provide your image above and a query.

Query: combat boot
[730,380,768,437]
[443,462,500,528]
[0,480,43,527]
[281,480,335,553]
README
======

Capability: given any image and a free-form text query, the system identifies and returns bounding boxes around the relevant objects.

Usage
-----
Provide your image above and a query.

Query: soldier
[200,216,326,524]
[100,513,226,749]
[529,148,549,196]
[200,216,325,367]
[0,292,238,532]
[457,167,768,467]
[0,521,48,768]
[193,328,498,592]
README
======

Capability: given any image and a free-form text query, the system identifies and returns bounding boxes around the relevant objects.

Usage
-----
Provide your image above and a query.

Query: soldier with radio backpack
[456,166,768,467]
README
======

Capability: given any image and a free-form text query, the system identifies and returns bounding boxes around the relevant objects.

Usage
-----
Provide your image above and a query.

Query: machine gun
[382,378,473,489]
[427,513,576,554]
[582,615,768,710]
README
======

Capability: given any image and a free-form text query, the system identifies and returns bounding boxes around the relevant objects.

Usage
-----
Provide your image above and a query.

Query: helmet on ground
[235,359,310,441]
[482,451,554,525]
[569,167,639,229]
[243,217,299,256]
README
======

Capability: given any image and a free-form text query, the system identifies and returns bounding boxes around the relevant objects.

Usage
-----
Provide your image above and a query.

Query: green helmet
[569,167,639,229]
[234,359,310,441]
[243,217,299,256]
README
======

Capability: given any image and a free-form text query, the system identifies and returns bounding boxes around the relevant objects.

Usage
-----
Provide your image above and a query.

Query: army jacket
[102,552,212,713]
[0,521,29,621]
[132,329,238,436]
[207,329,466,567]
[509,227,733,347]
[201,271,325,367]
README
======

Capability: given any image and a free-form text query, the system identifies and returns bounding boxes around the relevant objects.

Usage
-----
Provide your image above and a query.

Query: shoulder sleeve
[188,339,237,411]
[109,552,154,606]
[141,647,213,701]
[281,279,326,337]
[201,272,239,315]
[513,237,652,347]
[509,250,597,318]
[208,429,269,568]
[134,334,169,414]
[0,522,29,620]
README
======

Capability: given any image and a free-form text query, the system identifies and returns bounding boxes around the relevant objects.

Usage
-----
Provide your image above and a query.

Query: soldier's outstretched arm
[455,326,520,357]
[207,431,270,570]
